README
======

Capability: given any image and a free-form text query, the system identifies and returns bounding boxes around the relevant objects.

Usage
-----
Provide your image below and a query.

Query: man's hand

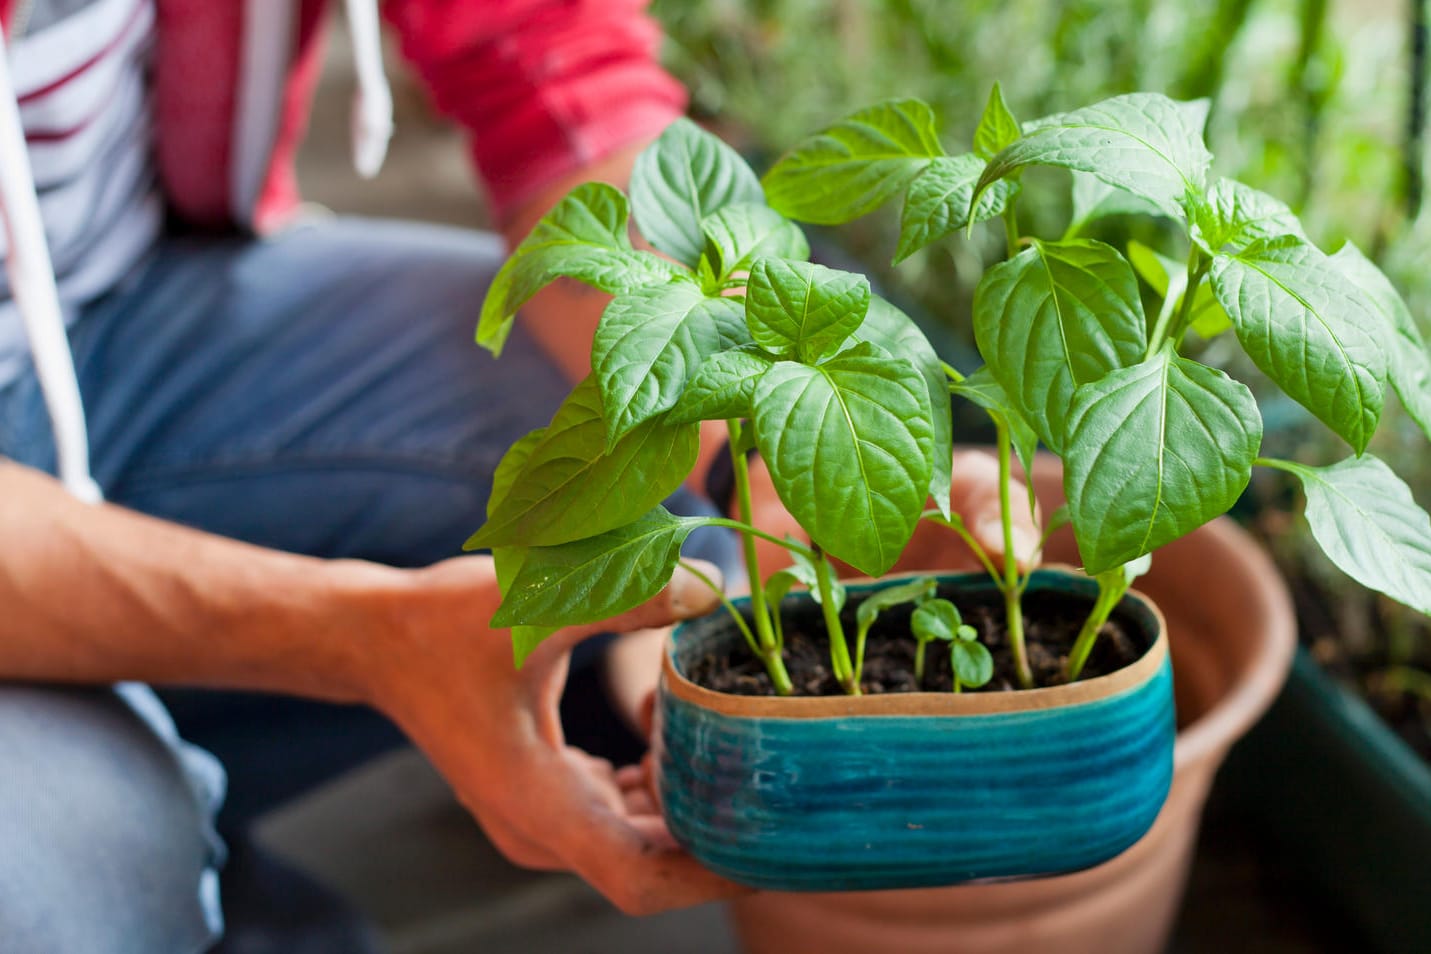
[362,556,749,916]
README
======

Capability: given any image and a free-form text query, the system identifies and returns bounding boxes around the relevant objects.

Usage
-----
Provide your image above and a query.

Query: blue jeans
[0,218,736,952]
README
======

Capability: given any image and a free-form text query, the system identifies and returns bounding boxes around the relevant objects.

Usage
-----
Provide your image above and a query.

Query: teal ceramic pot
[656,568,1175,892]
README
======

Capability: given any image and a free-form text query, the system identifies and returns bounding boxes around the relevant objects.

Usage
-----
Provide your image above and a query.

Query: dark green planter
[1219,648,1431,953]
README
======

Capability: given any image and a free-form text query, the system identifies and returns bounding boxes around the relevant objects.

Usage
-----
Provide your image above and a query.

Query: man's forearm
[0,460,395,702]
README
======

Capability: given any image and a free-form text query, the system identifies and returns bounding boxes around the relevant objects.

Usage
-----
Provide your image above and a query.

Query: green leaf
[593,283,748,444]
[745,259,870,361]
[1328,243,1431,443]
[973,239,1147,453]
[950,368,1039,513]
[492,547,557,667]
[1064,351,1263,574]
[630,118,764,267]
[896,155,1018,263]
[667,346,773,424]
[488,428,548,518]
[1191,178,1306,255]
[1266,456,1431,615]
[477,183,688,354]
[491,508,702,628]
[702,204,809,279]
[975,94,1211,221]
[911,598,962,643]
[974,83,1022,159]
[853,296,953,517]
[1126,241,1230,340]
[1068,173,1162,233]
[1210,237,1387,453]
[467,378,698,548]
[950,638,995,689]
[753,342,934,576]
[762,99,945,225]
[856,577,938,631]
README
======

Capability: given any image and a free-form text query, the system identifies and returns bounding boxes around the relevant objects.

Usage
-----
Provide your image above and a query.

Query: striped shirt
[0,0,161,386]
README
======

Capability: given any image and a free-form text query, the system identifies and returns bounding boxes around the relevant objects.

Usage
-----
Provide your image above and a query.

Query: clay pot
[728,457,1297,954]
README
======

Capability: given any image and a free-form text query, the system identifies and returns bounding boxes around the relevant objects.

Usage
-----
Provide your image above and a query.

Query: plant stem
[996,421,1034,689]
[726,419,794,695]
[1148,248,1209,357]
[914,641,927,685]
[813,545,859,695]
[922,510,1002,583]
[1002,201,1021,260]
[1065,576,1124,682]
[679,559,760,658]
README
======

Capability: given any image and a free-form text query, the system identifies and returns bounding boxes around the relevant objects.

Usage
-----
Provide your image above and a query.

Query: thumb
[547,560,723,649]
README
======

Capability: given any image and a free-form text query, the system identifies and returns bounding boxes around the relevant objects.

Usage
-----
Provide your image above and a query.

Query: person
[0,1,1035,950]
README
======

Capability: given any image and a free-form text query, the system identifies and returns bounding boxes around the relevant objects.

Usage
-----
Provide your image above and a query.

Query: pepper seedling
[910,597,992,691]
[762,84,1431,687]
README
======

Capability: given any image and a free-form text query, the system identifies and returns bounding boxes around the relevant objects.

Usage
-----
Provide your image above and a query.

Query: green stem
[813,546,859,695]
[914,640,927,685]
[997,421,1034,689]
[1002,201,1021,260]
[922,510,1002,585]
[698,517,815,560]
[678,560,760,658]
[727,419,793,696]
[1065,577,1124,682]
[1148,249,1209,358]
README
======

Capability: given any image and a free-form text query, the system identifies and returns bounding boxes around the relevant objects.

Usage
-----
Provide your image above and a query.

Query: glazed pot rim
[662,565,1169,718]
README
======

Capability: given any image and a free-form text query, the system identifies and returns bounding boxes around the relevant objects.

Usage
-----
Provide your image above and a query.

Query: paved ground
[270,15,1370,954]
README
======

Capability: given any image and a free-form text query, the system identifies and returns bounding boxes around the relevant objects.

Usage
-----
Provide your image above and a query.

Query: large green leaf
[491,508,703,628]
[752,342,933,576]
[975,93,1211,221]
[668,346,773,424]
[593,283,747,444]
[1064,351,1262,574]
[762,99,944,225]
[851,296,953,517]
[630,119,764,267]
[488,428,547,517]
[973,83,1022,159]
[896,155,1018,263]
[1210,237,1387,453]
[1191,178,1306,255]
[467,378,698,548]
[973,239,1147,454]
[745,259,870,362]
[1328,243,1431,443]
[1266,456,1431,615]
[492,546,557,667]
[701,204,809,280]
[477,183,688,354]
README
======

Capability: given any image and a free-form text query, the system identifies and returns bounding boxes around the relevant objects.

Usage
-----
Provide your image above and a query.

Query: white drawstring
[0,39,102,504]
[344,0,392,179]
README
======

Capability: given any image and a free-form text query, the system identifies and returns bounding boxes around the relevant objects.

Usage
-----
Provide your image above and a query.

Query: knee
[0,687,223,954]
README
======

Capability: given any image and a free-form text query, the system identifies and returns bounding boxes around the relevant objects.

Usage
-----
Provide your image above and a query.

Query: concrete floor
[270,15,1367,954]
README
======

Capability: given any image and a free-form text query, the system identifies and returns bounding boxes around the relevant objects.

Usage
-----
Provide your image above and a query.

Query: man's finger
[949,449,1041,568]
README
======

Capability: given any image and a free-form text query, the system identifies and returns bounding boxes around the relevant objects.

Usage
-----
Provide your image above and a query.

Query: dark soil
[687,583,1150,696]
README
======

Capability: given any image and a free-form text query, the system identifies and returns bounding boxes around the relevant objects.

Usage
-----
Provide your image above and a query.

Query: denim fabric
[0,217,739,952]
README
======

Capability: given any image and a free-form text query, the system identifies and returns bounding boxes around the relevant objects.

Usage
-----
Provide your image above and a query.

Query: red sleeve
[383,0,687,223]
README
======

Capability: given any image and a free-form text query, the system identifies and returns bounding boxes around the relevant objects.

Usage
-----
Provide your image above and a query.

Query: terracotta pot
[728,457,1297,954]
